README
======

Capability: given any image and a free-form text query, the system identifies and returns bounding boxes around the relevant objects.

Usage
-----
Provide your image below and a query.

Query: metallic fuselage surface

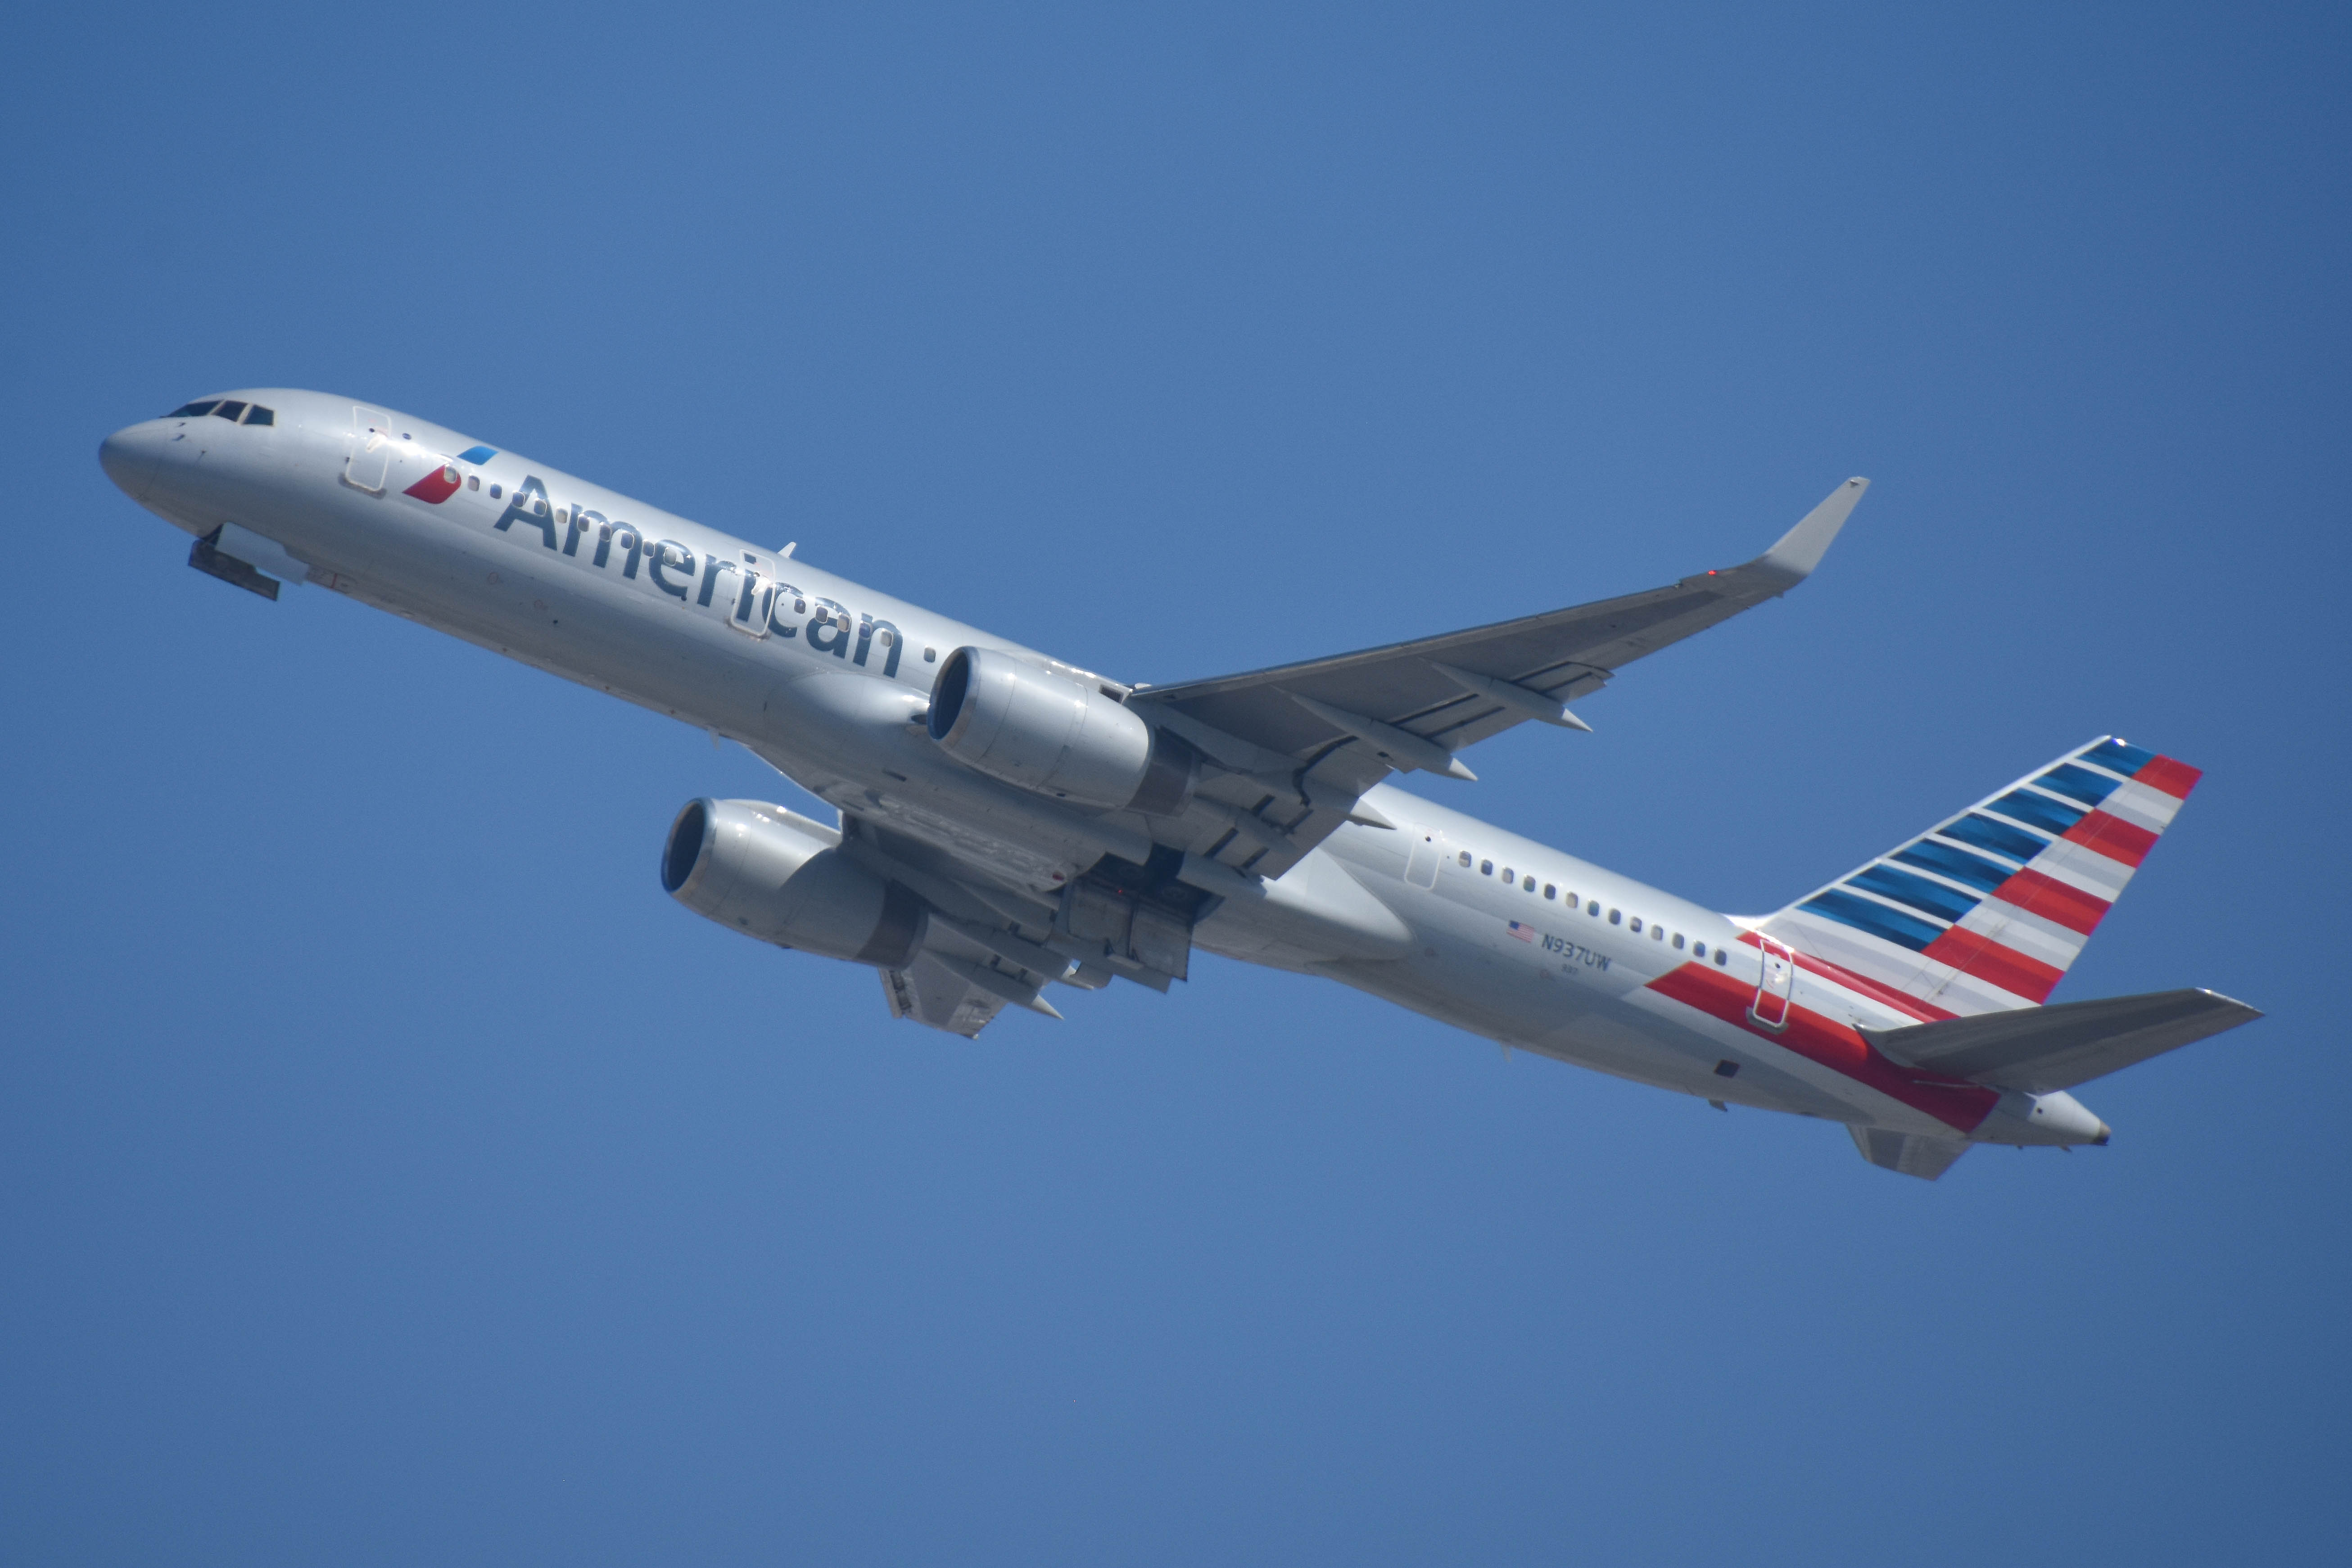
[103,388,2243,1177]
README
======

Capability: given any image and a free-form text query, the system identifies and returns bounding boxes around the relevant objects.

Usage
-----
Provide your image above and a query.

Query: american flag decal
[1507,921,1535,942]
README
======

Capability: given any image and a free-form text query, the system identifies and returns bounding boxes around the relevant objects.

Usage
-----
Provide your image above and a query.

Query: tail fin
[1762,737,2202,1017]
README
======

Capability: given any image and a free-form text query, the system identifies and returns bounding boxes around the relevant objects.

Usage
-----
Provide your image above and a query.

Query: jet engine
[926,646,1194,814]
[661,798,924,966]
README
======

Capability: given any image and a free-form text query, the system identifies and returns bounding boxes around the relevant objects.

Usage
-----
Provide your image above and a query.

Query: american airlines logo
[464,472,906,678]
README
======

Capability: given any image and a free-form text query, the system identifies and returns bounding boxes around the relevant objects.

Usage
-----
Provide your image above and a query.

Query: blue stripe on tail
[2083,737,2157,776]
[1848,863,1980,922]
[1988,789,2086,836]
[1939,813,2049,863]
[1797,890,1943,952]
[1892,839,2013,893]
[2034,763,2124,807]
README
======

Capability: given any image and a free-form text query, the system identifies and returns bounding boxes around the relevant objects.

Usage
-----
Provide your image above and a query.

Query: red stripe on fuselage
[2061,809,2157,868]
[1920,926,2062,1003]
[1736,930,1955,1022]
[1991,868,2111,935]
[1647,962,1997,1133]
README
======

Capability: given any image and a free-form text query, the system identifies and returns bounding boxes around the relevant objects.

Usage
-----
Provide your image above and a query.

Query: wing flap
[881,954,1011,1039]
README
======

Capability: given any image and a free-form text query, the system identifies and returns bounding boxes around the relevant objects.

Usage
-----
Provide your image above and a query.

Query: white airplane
[100,389,2260,1179]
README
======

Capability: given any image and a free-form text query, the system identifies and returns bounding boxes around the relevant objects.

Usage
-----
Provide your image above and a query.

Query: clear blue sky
[4,4,2345,1562]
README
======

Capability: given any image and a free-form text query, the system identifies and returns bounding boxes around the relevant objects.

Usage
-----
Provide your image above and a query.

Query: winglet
[1746,477,1868,590]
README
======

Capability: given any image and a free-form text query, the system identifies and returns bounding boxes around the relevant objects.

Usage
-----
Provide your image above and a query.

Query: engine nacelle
[926,646,1194,814]
[661,798,924,967]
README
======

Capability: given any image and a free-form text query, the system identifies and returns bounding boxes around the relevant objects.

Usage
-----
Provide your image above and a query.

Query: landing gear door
[345,406,394,493]
[1749,936,1796,1031]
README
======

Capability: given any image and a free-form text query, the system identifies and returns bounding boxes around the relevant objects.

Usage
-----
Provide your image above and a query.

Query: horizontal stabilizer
[1849,1125,1971,1181]
[1864,987,2261,1094]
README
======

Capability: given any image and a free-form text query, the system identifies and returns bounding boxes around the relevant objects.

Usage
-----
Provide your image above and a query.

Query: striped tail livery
[1764,737,2199,1018]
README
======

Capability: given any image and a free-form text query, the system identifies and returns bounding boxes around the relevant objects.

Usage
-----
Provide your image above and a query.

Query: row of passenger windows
[167,399,275,426]
[1456,849,1730,965]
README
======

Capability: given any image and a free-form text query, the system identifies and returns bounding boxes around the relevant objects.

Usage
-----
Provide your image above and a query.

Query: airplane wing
[1128,479,1867,875]
[746,482,1870,1032]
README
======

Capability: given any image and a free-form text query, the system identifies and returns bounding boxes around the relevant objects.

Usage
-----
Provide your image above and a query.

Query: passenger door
[1749,936,1796,1031]
[345,406,394,493]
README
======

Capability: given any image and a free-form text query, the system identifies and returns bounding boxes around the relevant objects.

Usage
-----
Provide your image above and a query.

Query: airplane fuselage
[99,389,2109,1154]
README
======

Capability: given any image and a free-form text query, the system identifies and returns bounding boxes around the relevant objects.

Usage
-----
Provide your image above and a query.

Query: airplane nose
[100,423,164,502]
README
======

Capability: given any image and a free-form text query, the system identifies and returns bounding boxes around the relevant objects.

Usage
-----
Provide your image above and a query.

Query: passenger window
[924,647,938,662]
[489,484,502,499]
[1714,949,1729,966]
[167,401,217,418]
[1502,867,1514,882]
[1652,925,1664,941]
[213,401,246,421]
[1480,860,1493,876]
[1522,876,1535,891]
[467,475,479,490]
[1543,884,1556,900]
[1673,933,1685,949]
[1629,917,1642,933]
[242,405,274,425]
[1609,909,1622,925]
[1693,943,1705,958]
[1458,851,1472,868]
[1586,900,1598,915]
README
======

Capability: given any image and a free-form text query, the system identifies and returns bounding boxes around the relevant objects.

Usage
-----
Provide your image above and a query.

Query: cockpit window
[167,401,218,418]
[243,404,274,425]
[213,401,248,422]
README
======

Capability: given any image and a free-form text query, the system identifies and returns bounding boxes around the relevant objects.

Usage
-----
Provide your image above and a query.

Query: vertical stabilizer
[1763,738,2201,1017]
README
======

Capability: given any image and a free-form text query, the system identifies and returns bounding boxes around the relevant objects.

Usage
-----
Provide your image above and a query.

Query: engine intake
[926,646,1194,814]
[661,798,923,967]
